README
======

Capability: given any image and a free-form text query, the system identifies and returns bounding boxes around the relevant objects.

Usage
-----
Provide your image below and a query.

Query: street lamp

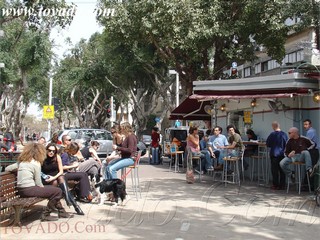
[169,70,179,107]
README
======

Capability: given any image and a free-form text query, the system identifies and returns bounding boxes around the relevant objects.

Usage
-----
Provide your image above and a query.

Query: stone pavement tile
[1,164,320,240]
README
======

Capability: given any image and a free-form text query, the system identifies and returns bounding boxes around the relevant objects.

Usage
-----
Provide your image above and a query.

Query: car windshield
[95,130,112,140]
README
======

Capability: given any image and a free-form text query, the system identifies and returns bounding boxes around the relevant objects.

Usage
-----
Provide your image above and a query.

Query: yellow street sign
[43,105,55,119]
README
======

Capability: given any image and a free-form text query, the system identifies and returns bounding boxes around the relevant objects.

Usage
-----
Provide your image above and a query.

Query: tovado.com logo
[1,6,116,18]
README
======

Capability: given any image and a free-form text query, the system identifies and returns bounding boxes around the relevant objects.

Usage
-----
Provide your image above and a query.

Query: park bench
[0,171,45,226]
[0,152,20,172]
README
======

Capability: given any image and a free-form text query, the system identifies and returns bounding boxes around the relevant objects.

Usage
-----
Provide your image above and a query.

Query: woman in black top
[42,143,84,215]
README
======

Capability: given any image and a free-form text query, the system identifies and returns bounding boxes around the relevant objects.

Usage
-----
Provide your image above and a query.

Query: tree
[0,0,74,138]
[97,0,317,95]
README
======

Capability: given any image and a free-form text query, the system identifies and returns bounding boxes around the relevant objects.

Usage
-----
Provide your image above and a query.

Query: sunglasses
[47,149,56,153]
[111,132,116,134]
[66,139,72,141]
[288,132,292,134]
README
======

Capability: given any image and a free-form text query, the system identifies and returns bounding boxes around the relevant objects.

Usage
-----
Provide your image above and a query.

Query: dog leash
[120,152,141,180]
[121,168,133,180]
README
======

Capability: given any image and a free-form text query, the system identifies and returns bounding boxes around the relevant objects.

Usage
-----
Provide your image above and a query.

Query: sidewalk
[1,156,319,240]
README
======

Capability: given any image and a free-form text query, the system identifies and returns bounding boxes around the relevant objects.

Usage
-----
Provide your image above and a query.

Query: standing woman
[6,143,68,221]
[42,143,84,215]
[105,122,137,179]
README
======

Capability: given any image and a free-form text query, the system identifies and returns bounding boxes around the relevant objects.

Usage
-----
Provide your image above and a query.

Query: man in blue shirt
[208,126,229,170]
[303,119,319,149]
[266,121,288,190]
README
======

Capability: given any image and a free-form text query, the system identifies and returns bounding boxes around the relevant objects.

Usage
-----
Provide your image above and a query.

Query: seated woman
[76,140,102,181]
[42,143,84,215]
[105,125,124,162]
[186,126,213,173]
[105,122,137,180]
[60,142,92,204]
[5,143,70,221]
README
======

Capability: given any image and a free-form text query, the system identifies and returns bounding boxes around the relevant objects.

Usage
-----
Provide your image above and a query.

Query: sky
[28,0,102,117]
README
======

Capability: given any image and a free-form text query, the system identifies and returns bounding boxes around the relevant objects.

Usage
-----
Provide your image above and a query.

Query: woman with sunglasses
[105,125,124,164]
[42,143,84,215]
[61,142,93,204]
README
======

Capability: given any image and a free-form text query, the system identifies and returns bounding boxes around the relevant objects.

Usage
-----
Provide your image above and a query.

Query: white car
[58,129,113,158]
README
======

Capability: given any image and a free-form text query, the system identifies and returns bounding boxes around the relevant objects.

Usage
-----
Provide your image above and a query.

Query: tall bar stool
[169,144,184,172]
[222,156,241,186]
[250,144,268,185]
[286,161,311,195]
[121,151,142,199]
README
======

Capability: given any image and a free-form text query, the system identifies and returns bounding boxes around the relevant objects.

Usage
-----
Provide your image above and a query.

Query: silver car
[57,129,113,157]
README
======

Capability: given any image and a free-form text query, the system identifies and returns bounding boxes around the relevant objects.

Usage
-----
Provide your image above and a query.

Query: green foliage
[97,0,318,92]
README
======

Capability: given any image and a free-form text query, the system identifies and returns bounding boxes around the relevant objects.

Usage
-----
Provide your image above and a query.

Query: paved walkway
[1,156,319,240]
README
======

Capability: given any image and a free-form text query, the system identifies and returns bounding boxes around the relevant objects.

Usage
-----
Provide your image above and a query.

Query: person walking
[266,121,288,190]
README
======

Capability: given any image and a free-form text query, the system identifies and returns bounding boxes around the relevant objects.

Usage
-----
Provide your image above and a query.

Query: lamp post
[0,63,5,123]
[48,77,53,139]
[169,70,179,107]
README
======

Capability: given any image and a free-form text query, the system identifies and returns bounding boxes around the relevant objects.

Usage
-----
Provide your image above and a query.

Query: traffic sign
[43,105,55,119]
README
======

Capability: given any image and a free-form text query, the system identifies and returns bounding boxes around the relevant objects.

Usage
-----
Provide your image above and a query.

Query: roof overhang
[193,72,319,95]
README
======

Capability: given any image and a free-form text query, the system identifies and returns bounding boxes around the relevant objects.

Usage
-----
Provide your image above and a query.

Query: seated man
[207,126,229,170]
[280,127,315,183]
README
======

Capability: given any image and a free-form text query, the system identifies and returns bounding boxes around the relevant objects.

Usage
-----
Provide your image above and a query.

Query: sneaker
[206,166,214,171]
[307,168,314,177]
[290,173,296,184]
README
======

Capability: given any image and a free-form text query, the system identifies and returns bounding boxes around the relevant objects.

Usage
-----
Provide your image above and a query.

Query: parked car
[141,134,152,147]
[57,129,113,158]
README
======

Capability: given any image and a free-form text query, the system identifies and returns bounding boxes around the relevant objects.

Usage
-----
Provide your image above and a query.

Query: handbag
[186,170,195,184]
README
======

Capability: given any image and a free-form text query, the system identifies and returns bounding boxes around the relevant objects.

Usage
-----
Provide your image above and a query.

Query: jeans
[271,155,285,187]
[200,150,213,170]
[105,157,134,180]
[279,150,312,177]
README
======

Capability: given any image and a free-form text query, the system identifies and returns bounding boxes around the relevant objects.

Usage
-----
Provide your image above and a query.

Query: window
[255,64,261,74]
[244,67,251,77]
[261,61,268,72]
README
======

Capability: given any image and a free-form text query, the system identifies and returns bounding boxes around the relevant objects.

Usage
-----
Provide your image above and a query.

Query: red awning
[169,97,211,120]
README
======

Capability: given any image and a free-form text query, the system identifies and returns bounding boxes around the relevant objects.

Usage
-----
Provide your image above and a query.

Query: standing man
[150,127,160,164]
[280,127,315,183]
[266,121,288,190]
[303,119,319,148]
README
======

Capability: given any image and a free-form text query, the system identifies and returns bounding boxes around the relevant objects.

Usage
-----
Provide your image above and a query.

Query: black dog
[94,179,126,204]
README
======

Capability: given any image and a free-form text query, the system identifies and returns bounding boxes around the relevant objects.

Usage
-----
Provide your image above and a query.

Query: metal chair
[168,143,184,172]
[286,161,311,195]
[121,151,142,199]
[222,148,245,186]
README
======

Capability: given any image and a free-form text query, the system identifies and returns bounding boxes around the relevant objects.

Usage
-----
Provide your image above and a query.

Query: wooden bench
[0,171,45,226]
[0,152,20,172]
